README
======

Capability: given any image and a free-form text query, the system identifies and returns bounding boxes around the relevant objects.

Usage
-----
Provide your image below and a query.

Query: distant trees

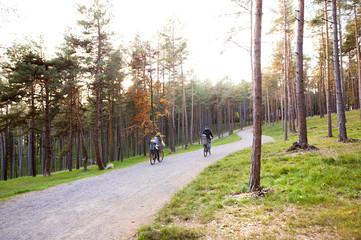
[262,0,360,142]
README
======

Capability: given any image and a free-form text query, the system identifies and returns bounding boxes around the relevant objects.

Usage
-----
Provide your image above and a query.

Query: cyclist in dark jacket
[202,126,214,149]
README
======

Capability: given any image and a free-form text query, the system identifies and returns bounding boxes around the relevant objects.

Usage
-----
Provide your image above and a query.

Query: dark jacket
[202,129,213,140]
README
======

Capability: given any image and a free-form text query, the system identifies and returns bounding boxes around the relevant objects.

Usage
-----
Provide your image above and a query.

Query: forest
[0,0,360,181]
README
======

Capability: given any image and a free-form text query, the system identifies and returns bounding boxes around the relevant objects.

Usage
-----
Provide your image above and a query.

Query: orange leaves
[348,210,357,215]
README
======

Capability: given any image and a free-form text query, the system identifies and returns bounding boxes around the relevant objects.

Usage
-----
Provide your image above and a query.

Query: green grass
[137,110,361,239]
[0,132,241,202]
[162,132,242,155]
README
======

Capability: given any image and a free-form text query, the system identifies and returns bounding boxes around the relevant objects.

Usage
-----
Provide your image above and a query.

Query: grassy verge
[164,131,242,155]
[0,132,241,202]
[137,111,361,240]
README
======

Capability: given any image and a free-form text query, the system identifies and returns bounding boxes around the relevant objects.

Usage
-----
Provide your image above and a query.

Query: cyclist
[153,132,165,160]
[202,126,214,150]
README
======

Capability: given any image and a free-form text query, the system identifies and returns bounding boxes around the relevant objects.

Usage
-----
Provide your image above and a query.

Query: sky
[1,0,283,85]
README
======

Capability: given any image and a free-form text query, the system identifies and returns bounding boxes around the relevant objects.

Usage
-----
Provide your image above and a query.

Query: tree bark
[249,0,262,192]
[324,0,333,137]
[118,87,124,162]
[1,134,4,180]
[3,129,9,180]
[227,98,232,134]
[332,0,347,141]
[287,45,296,133]
[18,134,23,177]
[74,94,89,171]
[190,79,194,144]
[354,6,361,118]
[108,97,114,162]
[267,87,271,128]
[44,79,52,176]
[338,4,345,103]
[283,0,288,141]
[94,19,104,170]
[217,98,221,138]
[31,85,36,177]
[296,0,308,146]
[181,60,188,149]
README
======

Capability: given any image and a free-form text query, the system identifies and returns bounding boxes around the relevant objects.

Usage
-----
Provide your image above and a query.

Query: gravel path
[0,128,274,240]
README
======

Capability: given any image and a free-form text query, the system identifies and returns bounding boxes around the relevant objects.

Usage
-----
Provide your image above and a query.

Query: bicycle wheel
[203,146,208,157]
[158,151,164,162]
[149,152,156,165]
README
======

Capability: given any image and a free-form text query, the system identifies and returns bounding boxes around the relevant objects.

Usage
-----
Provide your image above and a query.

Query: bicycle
[202,135,211,157]
[149,141,164,165]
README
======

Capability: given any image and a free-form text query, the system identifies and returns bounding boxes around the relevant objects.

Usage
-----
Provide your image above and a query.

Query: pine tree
[249,0,263,192]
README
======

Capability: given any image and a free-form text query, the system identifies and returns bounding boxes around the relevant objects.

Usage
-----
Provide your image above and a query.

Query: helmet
[157,132,161,136]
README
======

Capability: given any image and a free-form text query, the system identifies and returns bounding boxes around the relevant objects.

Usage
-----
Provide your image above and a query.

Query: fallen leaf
[348,210,357,215]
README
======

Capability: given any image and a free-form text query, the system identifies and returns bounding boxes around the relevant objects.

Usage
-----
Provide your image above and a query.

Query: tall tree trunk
[354,6,361,118]
[100,89,106,165]
[190,79,194,144]
[217,98,221,138]
[280,84,284,131]
[320,33,325,118]
[76,128,80,169]
[181,60,188,149]
[18,134,23,177]
[199,104,202,143]
[1,134,4,180]
[67,86,74,172]
[108,97,114,162]
[249,0,262,192]
[118,88,124,162]
[227,98,231,134]
[27,126,31,176]
[12,135,15,178]
[284,0,288,141]
[243,99,247,127]
[94,19,104,170]
[267,87,271,128]
[44,80,52,176]
[250,0,254,82]
[324,0,333,137]
[338,4,345,103]
[125,124,129,159]
[94,82,103,169]
[75,94,89,171]
[168,105,175,152]
[288,45,296,133]
[239,102,243,129]
[332,0,347,141]
[296,0,308,146]
[31,86,36,177]
[3,128,9,180]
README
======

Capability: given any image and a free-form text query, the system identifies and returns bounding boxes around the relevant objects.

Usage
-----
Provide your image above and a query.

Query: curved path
[0,128,274,240]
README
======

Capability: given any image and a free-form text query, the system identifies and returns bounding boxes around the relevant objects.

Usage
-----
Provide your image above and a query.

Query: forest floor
[0,128,274,240]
